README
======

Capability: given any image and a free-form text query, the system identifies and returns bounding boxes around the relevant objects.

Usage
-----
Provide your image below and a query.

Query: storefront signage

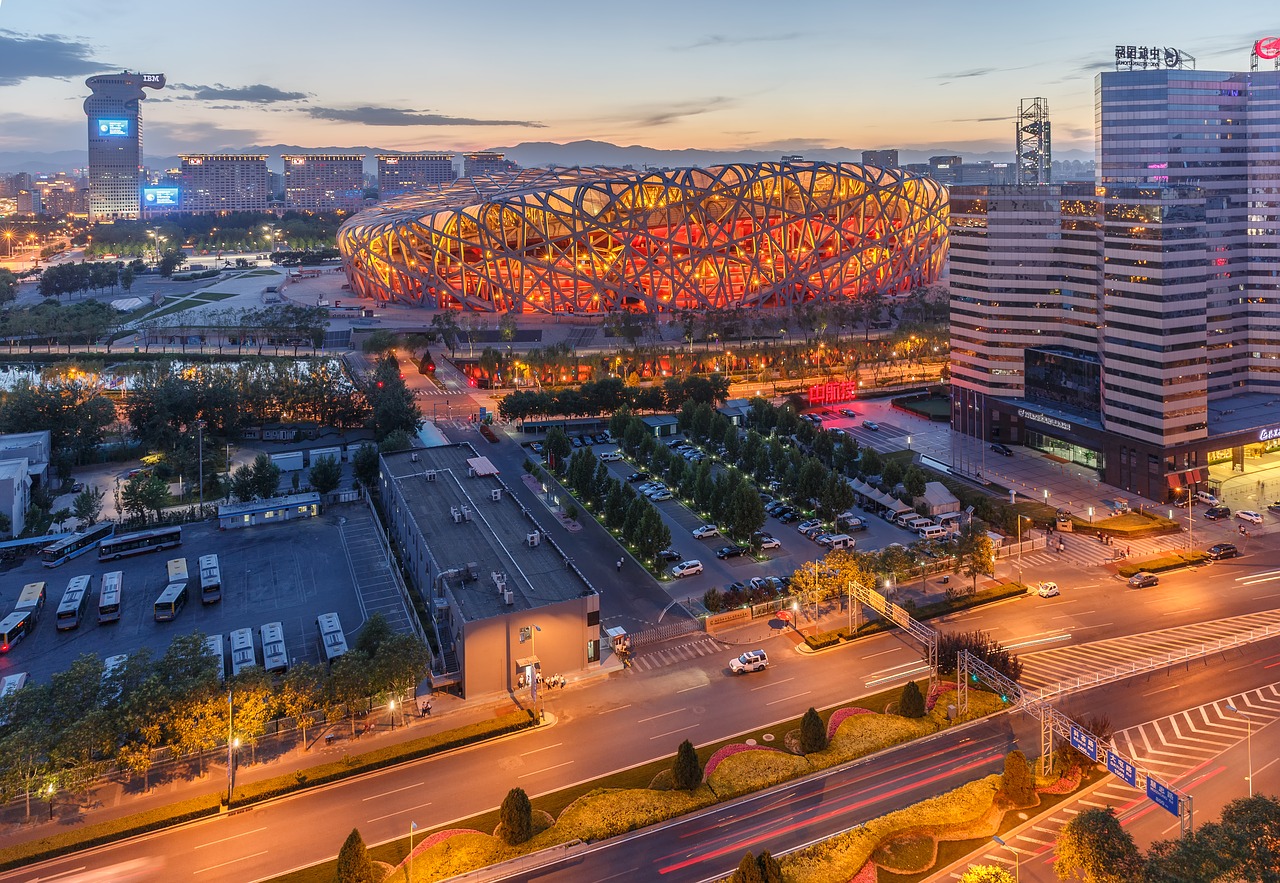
[1017,408,1072,433]
[1260,426,1280,442]
[1114,44,1190,70]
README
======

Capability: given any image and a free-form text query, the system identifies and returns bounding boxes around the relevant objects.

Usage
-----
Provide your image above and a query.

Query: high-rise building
[377,154,456,198]
[178,155,270,214]
[861,149,900,168]
[949,61,1280,499]
[282,155,365,211]
[83,71,165,219]
[15,189,42,217]
[463,152,518,177]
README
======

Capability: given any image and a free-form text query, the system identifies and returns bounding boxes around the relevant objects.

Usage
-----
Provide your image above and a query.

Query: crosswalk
[935,681,1280,880]
[1016,531,1189,571]
[629,635,729,672]
[416,385,469,397]
[1019,610,1280,699]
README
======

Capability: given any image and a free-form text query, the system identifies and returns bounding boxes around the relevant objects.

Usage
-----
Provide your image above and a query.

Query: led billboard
[143,187,180,207]
[97,119,130,137]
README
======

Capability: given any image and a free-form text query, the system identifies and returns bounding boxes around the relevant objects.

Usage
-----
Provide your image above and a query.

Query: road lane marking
[863,648,904,659]
[676,684,708,693]
[196,827,267,848]
[517,760,574,779]
[1161,608,1201,615]
[1006,634,1071,650]
[520,742,562,756]
[751,677,794,691]
[362,782,424,801]
[1144,684,1181,696]
[1252,591,1280,600]
[367,800,433,823]
[649,724,699,740]
[597,703,631,714]
[195,851,269,874]
[766,691,812,706]
[637,708,685,723]
[1235,568,1280,582]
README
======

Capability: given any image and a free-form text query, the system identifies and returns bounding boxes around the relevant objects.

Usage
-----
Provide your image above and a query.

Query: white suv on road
[671,560,704,578]
[729,649,769,673]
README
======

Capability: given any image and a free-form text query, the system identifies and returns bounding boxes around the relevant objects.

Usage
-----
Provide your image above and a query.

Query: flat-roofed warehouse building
[379,446,601,697]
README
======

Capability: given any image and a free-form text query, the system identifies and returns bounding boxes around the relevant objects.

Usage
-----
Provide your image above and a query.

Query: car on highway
[1035,581,1060,598]
[863,420,880,431]
[1128,571,1159,589]
[716,545,748,559]
[692,525,720,539]
[1237,510,1263,525]
[1207,543,1238,560]
[840,408,857,418]
[991,442,1014,456]
[658,548,682,562]
[757,535,781,550]
[1204,506,1231,521]
[671,560,704,578]
[729,649,769,674]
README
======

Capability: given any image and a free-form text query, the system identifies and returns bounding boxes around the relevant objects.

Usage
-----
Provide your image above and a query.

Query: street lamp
[907,435,913,451]
[1225,702,1253,796]
[992,835,1019,881]
[388,699,397,731]
[45,784,54,821]
[1016,515,1031,586]
[2,230,11,258]
[196,420,205,509]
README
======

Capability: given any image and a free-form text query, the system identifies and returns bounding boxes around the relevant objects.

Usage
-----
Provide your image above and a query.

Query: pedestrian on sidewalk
[616,558,623,572]
[425,698,432,717]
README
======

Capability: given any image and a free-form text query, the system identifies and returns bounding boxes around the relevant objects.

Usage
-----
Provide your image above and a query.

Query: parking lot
[0,513,369,686]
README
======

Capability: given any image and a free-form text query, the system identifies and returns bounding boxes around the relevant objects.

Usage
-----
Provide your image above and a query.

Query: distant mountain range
[0,140,1094,176]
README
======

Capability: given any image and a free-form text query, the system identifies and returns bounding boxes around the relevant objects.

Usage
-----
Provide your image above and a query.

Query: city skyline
[1,1,1278,160]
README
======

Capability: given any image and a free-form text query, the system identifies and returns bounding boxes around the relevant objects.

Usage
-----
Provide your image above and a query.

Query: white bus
[40,522,115,567]
[13,582,47,622]
[204,634,226,681]
[166,557,189,585]
[152,582,189,622]
[98,525,182,561]
[230,628,257,676]
[315,612,348,666]
[0,612,34,654]
[259,622,288,673]
[55,575,93,631]
[97,571,124,624]
[198,554,221,605]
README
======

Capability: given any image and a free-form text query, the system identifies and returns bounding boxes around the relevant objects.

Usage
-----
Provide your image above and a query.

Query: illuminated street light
[992,835,1020,881]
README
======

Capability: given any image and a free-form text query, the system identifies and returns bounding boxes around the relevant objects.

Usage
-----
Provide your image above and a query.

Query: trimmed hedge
[804,627,856,650]
[0,710,535,873]
[1117,550,1208,577]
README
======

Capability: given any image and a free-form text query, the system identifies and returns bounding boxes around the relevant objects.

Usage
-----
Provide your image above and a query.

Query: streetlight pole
[226,687,236,805]
[388,699,397,731]
[1225,702,1253,796]
[992,834,1019,882]
[197,420,205,510]
[45,784,54,821]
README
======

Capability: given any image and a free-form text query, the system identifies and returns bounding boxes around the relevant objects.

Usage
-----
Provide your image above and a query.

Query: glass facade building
[83,72,165,220]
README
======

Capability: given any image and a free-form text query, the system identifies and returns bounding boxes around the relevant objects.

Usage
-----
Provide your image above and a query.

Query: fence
[995,536,1046,559]
[629,618,703,648]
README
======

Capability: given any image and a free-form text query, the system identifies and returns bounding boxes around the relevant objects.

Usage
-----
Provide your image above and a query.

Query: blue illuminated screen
[97,119,130,137]
[143,187,180,207]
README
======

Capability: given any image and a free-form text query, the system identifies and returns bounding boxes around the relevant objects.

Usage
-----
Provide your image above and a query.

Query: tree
[1144,794,1280,883]
[859,445,883,476]
[936,630,1023,682]
[956,522,996,594]
[157,249,185,279]
[280,662,324,750]
[248,453,281,500]
[119,265,135,293]
[959,866,1016,883]
[71,486,105,526]
[799,707,827,753]
[672,738,702,791]
[731,852,764,883]
[308,455,342,495]
[367,352,421,440]
[1000,749,1035,806]
[903,464,928,499]
[351,444,380,490]
[498,787,533,845]
[360,329,396,354]
[757,851,783,883]
[899,680,926,718]
[335,827,376,883]
[1054,807,1142,883]
[120,474,168,520]
[724,482,766,540]
[544,427,572,474]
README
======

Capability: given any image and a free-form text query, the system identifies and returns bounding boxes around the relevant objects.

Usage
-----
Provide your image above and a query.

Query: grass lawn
[894,395,950,419]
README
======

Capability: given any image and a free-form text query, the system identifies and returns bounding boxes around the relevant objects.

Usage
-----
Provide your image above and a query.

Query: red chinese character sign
[809,381,858,407]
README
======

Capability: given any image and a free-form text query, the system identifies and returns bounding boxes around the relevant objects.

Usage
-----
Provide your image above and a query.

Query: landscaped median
[0,711,536,873]
[1117,549,1208,578]
[372,684,1009,883]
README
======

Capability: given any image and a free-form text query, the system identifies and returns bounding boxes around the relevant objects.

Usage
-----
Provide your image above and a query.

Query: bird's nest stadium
[337,161,947,314]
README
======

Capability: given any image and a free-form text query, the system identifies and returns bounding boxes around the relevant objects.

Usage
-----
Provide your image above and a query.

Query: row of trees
[135,303,330,355]
[0,615,429,814]
[498,374,731,423]
[555,439,673,565]
[82,213,344,259]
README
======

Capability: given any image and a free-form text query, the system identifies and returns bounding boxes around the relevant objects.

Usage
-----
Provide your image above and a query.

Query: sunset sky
[1,0,1277,158]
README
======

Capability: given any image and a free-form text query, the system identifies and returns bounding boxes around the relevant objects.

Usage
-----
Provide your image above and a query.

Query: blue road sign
[1106,750,1137,788]
[1070,724,1099,762]
[1147,776,1179,816]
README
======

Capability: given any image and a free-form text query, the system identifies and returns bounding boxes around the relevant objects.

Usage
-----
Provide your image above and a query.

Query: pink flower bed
[703,743,783,779]
[926,681,956,712]
[1037,764,1083,795]
[827,706,874,739]
[849,859,878,882]
[415,828,483,853]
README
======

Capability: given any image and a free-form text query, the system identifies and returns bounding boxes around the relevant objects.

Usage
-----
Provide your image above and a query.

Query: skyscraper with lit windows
[84,71,165,219]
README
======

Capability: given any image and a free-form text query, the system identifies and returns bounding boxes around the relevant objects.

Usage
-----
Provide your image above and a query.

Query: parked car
[692,525,720,539]
[530,442,543,454]
[778,511,799,524]
[797,519,823,533]
[571,437,583,448]
[594,433,610,444]
[803,526,825,540]
[840,408,857,418]
[863,420,880,431]
[649,491,673,502]
[671,560,704,578]
[748,577,771,592]
[1237,510,1263,524]
[1128,571,1159,589]
[757,536,781,550]
[1036,581,1060,598]
[1207,543,1238,560]
[626,472,647,482]
[1269,501,1280,514]
[1204,506,1231,521]
[991,443,1014,456]
[658,548,682,562]
[716,545,748,559]
[729,649,769,673]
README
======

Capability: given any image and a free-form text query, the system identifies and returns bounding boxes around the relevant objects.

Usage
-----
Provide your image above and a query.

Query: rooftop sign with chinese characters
[1114,45,1195,71]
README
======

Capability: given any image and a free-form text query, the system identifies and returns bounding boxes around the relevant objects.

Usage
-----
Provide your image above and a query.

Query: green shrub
[803,627,853,650]
[1117,550,1208,577]
[800,707,828,753]
[498,788,533,845]
[732,851,764,883]
[336,828,376,883]
[1000,749,1036,806]
[899,680,926,718]
[673,739,702,790]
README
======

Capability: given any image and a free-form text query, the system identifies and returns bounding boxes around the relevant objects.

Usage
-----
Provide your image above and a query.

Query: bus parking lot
[0,513,369,687]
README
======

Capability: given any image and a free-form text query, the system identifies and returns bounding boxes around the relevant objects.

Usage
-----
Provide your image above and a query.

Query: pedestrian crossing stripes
[935,682,1280,881]
[416,385,468,397]
[1018,609,1280,699]
[629,635,728,672]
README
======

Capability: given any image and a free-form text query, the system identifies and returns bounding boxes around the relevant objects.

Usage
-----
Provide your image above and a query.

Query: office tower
[949,58,1280,499]
[928,155,963,185]
[463,152,518,177]
[178,155,270,213]
[83,71,165,219]
[1016,98,1052,185]
[377,154,457,198]
[281,155,365,211]
[861,149,900,168]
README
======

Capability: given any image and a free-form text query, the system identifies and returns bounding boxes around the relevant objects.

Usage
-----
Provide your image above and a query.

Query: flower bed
[826,706,873,740]
[551,786,717,843]
[703,743,784,779]
[926,681,956,712]
[1037,764,1084,795]
[705,748,810,800]
[417,828,482,853]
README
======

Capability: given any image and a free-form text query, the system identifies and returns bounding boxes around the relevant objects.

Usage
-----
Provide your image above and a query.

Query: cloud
[949,115,1015,123]
[934,67,999,80]
[0,29,108,85]
[171,82,308,103]
[625,97,734,128]
[674,32,805,51]
[306,105,544,127]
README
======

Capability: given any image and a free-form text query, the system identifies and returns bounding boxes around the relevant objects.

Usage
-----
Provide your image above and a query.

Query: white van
[907,517,934,532]
[598,450,623,462]
[1195,490,1220,507]
[918,524,948,540]
[895,511,919,528]
[826,534,856,551]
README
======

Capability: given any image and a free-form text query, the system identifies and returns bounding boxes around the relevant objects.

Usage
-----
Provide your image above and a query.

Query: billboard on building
[97,119,130,137]
[142,187,180,207]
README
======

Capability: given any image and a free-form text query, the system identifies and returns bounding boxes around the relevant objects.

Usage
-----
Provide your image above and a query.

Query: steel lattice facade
[337,161,948,314]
